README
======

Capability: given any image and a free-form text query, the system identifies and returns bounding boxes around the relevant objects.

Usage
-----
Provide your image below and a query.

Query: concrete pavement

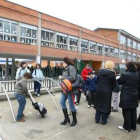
[0,93,140,140]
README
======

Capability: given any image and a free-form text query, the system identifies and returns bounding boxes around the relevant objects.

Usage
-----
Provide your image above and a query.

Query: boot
[70,111,77,127]
[60,109,70,125]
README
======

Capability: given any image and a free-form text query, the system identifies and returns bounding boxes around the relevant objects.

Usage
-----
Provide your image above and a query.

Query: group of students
[5,57,140,133]
[59,58,140,133]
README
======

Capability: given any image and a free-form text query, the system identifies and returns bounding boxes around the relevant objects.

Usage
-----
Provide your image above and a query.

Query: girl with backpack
[59,57,77,127]
[32,64,45,97]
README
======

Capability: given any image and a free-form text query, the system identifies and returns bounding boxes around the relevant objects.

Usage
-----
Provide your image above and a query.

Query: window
[115,48,119,57]
[133,53,137,61]
[69,36,78,51]
[110,47,114,57]
[104,46,110,56]
[120,50,126,59]
[138,43,140,50]
[0,18,17,42]
[97,44,103,55]
[20,23,37,45]
[133,41,137,49]
[127,38,132,47]
[41,29,54,47]
[127,52,132,60]
[120,35,126,45]
[90,42,96,54]
[57,33,67,49]
[81,40,88,53]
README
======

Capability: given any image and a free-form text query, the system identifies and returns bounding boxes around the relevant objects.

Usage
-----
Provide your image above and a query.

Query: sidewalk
[0,93,140,140]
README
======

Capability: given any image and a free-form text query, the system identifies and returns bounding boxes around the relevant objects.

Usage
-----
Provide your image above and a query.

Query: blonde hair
[104,61,114,70]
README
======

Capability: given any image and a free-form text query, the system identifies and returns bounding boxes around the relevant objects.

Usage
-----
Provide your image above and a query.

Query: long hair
[133,62,140,71]
[63,57,74,66]
[126,62,137,72]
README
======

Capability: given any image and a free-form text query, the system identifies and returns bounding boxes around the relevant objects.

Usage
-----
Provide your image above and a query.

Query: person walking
[14,73,30,122]
[112,69,121,112]
[81,64,92,100]
[86,72,97,108]
[32,64,45,97]
[117,62,139,132]
[59,57,77,127]
[15,62,30,80]
[94,61,116,125]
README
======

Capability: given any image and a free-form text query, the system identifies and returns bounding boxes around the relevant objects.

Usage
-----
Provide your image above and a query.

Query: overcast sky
[8,0,140,38]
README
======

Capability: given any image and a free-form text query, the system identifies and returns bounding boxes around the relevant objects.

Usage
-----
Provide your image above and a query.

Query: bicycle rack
[0,82,16,123]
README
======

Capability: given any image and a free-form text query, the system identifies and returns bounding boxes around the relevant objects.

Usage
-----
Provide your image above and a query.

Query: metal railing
[0,78,60,93]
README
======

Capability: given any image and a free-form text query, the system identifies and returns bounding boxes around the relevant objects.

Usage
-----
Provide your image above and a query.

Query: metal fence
[0,78,60,93]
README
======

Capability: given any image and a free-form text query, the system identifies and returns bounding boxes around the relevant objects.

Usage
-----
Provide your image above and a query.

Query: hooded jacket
[86,76,97,92]
[94,69,116,113]
[81,68,92,81]
[32,69,45,79]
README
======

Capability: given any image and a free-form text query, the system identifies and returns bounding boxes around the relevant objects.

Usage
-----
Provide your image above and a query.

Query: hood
[100,69,114,76]
[17,77,25,81]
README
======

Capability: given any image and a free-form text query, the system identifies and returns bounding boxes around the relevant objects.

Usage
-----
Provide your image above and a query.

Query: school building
[0,0,140,75]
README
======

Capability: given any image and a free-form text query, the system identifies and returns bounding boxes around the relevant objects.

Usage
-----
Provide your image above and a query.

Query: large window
[41,29,54,47]
[120,35,126,45]
[90,42,96,54]
[0,18,17,42]
[57,33,67,49]
[81,40,88,53]
[20,24,37,45]
[133,53,137,61]
[138,43,140,50]
[97,44,103,55]
[133,41,137,49]
[104,46,110,56]
[115,48,119,57]
[69,36,78,51]
[127,38,132,47]
[127,52,132,60]
[120,50,126,59]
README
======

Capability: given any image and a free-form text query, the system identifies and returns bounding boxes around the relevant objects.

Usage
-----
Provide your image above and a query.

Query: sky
[7,0,140,38]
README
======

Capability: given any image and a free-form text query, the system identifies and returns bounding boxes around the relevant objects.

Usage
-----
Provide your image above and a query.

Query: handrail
[0,82,16,123]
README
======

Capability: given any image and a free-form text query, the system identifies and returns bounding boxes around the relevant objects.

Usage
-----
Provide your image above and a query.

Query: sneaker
[68,111,71,115]
[111,109,118,112]
[118,126,129,133]
[37,94,40,97]
[87,105,91,108]
[84,95,86,98]
[17,118,25,122]
[91,104,94,107]
[34,92,37,94]
[76,103,79,105]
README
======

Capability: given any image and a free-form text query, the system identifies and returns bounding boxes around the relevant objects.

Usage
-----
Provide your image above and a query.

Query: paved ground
[0,93,140,140]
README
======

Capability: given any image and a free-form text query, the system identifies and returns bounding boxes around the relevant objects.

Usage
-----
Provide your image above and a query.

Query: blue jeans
[14,93,26,120]
[34,81,41,94]
[60,92,76,112]
[95,110,108,123]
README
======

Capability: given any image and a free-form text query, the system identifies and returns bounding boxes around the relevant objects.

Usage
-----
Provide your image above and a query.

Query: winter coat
[117,71,139,109]
[32,69,45,80]
[81,68,92,81]
[15,67,30,80]
[94,69,116,114]
[137,71,140,100]
[14,77,28,95]
[86,76,97,92]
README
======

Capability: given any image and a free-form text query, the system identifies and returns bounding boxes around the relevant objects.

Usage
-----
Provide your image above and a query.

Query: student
[32,64,45,97]
[14,73,30,122]
[86,72,97,108]
[15,62,30,80]
[112,69,121,112]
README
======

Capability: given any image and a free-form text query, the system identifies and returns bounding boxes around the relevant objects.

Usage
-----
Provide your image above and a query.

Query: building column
[95,43,98,54]
[11,58,15,79]
[54,31,57,48]
[67,35,70,50]
[87,41,90,53]
[17,22,21,42]
[78,27,82,60]
[5,58,9,79]
[36,13,42,64]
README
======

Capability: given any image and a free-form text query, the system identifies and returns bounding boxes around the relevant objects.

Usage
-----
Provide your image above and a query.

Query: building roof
[94,28,140,42]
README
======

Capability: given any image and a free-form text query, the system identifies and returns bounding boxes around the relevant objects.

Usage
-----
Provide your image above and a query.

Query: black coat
[117,71,139,109]
[94,69,116,114]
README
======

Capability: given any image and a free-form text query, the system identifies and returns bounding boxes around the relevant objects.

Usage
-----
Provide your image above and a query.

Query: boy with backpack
[86,72,97,108]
